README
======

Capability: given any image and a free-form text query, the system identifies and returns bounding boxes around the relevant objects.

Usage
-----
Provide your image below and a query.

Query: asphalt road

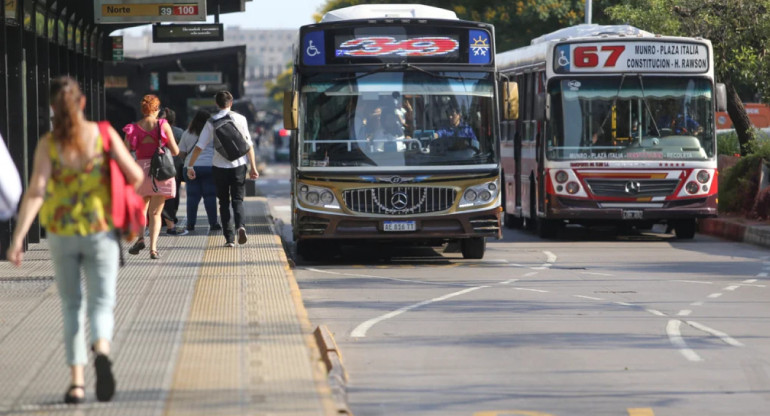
[258,162,770,416]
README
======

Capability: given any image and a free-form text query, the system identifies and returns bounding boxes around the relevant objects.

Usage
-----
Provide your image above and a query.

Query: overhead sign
[153,23,224,43]
[554,41,709,74]
[95,1,206,24]
[167,72,222,85]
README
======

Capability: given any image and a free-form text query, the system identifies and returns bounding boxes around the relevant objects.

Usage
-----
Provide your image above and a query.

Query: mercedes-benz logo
[624,181,641,194]
[391,192,409,210]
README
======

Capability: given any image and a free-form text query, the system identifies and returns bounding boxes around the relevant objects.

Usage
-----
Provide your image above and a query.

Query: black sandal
[94,353,116,402]
[128,238,145,255]
[64,384,85,404]
[150,250,160,260]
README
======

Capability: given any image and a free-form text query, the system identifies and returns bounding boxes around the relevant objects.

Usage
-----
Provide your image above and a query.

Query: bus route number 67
[573,45,625,68]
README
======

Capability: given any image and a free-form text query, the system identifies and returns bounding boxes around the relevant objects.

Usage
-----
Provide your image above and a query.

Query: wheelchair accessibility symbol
[557,50,570,67]
[306,40,320,57]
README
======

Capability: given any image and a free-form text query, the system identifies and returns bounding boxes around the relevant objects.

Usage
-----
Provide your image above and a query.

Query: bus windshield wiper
[333,62,468,82]
[401,62,468,81]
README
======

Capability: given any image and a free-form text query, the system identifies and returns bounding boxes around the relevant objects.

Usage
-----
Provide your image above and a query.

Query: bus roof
[320,4,458,22]
[531,24,654,44]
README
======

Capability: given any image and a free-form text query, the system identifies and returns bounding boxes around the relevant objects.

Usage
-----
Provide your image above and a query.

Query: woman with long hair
[178,109,220,231]
[122,94,180,259]
[7,76,143,403]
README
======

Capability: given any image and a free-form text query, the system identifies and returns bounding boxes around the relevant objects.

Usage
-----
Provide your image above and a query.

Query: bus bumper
[294,206,502,242]
[547,194,718,222]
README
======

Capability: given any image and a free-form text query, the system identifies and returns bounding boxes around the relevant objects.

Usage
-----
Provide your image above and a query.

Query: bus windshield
[299,71,496,168]
[547,77,715,161]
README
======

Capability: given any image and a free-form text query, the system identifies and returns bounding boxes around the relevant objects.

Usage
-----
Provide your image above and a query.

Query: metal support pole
[586,0,593,24]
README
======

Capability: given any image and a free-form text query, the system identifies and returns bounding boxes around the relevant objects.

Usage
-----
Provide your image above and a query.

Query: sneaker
[210,223,222,231]
[237,227,248,245]
[128,239,145,255]
[167,227,188,236]
[224,241,235,248]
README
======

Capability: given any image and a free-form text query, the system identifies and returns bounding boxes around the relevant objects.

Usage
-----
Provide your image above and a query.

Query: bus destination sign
[95,1,206,24]
[554,41,709,74]
[153,23,224,42]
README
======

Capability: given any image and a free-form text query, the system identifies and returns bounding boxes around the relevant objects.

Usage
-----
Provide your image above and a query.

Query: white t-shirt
[179,130,214,168]
[196,108,253,168]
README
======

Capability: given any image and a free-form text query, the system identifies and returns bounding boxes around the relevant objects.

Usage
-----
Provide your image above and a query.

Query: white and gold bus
[497,24,726,238]
[284,4,504,259]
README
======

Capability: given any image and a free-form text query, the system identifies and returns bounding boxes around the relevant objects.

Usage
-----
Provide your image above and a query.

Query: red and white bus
[497,24,726,238]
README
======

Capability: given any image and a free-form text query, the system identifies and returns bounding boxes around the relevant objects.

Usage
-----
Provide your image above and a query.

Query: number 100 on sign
[160,5,198,16]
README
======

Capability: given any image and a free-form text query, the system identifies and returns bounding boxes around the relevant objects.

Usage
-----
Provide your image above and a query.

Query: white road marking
[500,279,519,285]
[574,295,603,301]
[690,301,704,306]
[724,285,740,291]
[580,271,614,276]
[744,279,758,284]
[707,293,723,299]
[544,251,557,264]
[666,319,703,362]
[673,280,713,285]
[351,286,488,338]
[646,309,667,317]
[614,301,633,307]
[515,288,549,293]
[677,310,692,316]
[522,272,538,277]
[686,320,744,347]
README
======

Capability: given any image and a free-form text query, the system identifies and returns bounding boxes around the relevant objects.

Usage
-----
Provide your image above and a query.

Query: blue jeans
[184,166,218,228]
[48,231,119,366]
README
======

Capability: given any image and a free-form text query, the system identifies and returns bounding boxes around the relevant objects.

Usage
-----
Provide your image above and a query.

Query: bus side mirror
[715,83,727,113]
[283,90,298,130]
[533,92,546,122]
[502,81,519,120]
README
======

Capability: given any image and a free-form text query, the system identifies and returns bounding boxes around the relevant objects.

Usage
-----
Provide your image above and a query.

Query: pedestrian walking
[159,106,187,235]
[178,109,221,232]
[0,131,23,220]
[187,91,258,247]
[123,94,180,259]
[6,76,144,404]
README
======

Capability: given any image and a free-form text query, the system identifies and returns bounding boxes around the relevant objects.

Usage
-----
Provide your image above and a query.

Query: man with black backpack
[186,91,259,247]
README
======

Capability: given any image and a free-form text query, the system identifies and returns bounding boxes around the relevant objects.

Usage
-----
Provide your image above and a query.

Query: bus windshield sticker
[303,31,326,66]
[469,30,491,64]
[554,41,709,74]
[335,36,459,57]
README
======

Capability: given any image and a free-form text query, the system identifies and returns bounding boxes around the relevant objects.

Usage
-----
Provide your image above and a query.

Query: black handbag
[150,121,176,191]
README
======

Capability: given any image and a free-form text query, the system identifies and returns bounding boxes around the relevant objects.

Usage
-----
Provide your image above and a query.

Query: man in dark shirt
[435,107,479,149]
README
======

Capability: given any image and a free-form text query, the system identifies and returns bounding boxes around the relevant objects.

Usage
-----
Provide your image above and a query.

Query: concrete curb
[699,217,770,249]
[314,325,353,415]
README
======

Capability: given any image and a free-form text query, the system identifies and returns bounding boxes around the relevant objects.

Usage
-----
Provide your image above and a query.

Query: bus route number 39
[573,45,626,68]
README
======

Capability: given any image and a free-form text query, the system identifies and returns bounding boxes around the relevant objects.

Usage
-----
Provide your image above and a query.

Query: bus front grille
[584,179,680,198]
[342,186,457,215]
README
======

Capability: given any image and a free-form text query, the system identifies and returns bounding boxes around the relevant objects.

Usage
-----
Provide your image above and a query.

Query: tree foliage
[607,0,770,155]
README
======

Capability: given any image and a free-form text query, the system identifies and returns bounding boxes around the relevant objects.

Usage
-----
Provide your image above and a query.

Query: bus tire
[675,219,697,239]
[537,218,559,239]
[461,237,485,259]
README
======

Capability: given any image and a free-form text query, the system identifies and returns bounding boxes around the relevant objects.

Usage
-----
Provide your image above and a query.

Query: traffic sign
[95,1,206,24]
[152,23,224,43]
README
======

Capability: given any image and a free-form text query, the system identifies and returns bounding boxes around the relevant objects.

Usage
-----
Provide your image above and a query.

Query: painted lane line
[543,251,557,264]
[744,279,758,284]
[515,288,549,293]
[690,301,704,306]
[646,309,667,317]
[614,301,633,307]
[677,310,692,316]
[673,279,713,285]
[500,279,519,285]
[707,293,723,299]
[580,271,614,276]
[686,320,744,347]
[666,319,703,362]
[350,286,488,338]
[724,285,740,291]
[574,295,603,301]
[304,267,469,287]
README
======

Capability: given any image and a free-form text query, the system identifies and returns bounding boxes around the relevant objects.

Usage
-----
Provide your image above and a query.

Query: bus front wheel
[461,237,486,259]
[674,219,697,239]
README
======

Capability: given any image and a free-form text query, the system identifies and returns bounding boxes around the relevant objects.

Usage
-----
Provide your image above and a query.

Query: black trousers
[212,165,247,243]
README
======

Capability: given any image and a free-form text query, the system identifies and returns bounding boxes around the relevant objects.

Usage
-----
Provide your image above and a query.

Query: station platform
[0,197,336,416]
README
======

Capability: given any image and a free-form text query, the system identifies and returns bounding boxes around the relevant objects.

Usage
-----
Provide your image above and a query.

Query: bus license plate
[383,221,416,232]
[622,210,644,220]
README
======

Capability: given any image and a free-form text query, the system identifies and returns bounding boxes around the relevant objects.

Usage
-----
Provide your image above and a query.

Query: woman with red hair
[122,94,180,259]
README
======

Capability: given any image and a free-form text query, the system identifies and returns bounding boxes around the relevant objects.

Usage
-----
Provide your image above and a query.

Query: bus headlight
[460,179,500,208]
[566,182,580,195]
[555,170,569,183]
[696,170,710,184]
[685,181,700,194]
[297,183,341,209]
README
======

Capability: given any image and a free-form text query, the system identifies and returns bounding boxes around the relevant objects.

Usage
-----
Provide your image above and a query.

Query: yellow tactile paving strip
[164,198,334,416]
